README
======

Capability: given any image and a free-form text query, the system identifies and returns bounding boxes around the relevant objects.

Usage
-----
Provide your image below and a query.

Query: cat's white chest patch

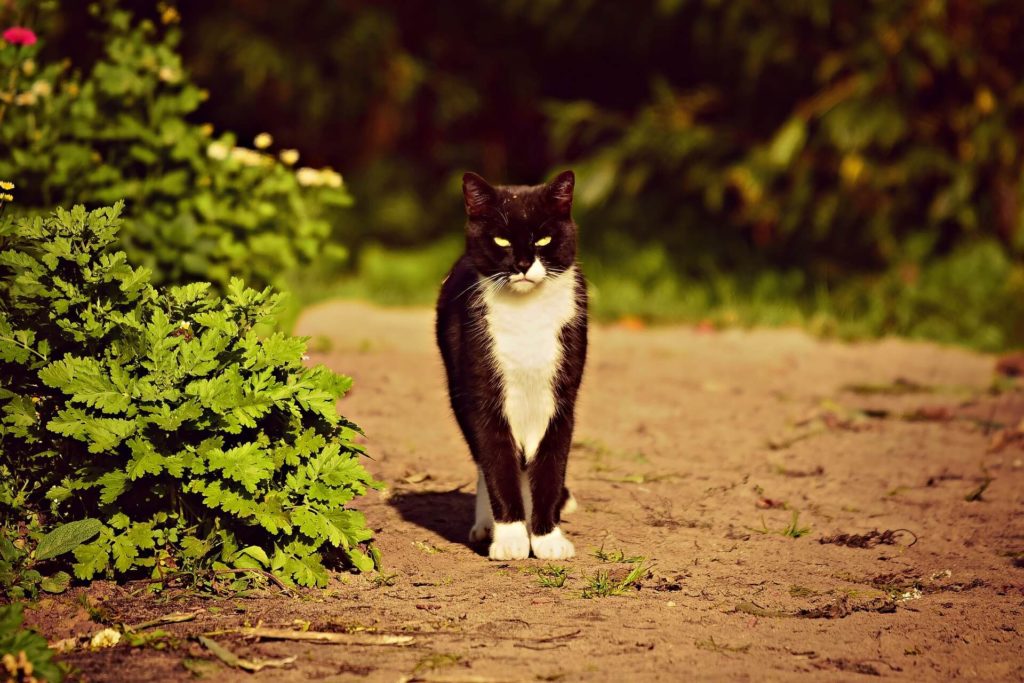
[482,266,577,464]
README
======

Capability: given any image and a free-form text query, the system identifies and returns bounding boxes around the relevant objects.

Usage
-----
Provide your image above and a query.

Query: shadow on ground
[389,490,486,554]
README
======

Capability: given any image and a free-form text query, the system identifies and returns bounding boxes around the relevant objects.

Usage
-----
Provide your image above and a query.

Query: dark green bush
[164,0,1024,348]
[0,1,351,291]
[0,201,377,589]
[549,1,1024,279]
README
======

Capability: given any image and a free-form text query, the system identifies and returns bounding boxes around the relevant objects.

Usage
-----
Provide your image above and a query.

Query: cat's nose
[515,258,532,274]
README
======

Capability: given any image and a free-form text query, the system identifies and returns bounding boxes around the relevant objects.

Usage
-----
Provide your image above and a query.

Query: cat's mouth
[507,273,540,293]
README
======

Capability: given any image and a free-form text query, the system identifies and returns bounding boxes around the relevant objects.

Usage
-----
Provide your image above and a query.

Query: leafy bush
[166,0,1024,348]
[0,201,378,589]
[0,1,351,291]
[548,1,1024,277]
[0,603,63,683]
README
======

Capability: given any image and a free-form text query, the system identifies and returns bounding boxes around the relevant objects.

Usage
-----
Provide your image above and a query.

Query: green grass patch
[292,237,1024,351]
[581,559,651,598]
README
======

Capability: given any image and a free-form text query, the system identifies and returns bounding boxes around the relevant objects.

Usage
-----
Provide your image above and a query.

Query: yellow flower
[200,123,214,137]
[975,87,996,115]
[295,167,321,187]
[840,154,865,185]
[158,66,179,83]
[279,149,300,166]
[31,80,52,97]
[0,181,14,190]
[90,628,121,649]
[21,59,36,76]
[253,132,273,149]
[230,146,268,166]
[320,168,343,188]
[160,4,181,24]
[206,142,229,161]
[14,92,37,106]
[0,193,14,202]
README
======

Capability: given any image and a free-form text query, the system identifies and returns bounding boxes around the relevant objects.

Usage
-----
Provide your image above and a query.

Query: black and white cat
[436,170,588,561]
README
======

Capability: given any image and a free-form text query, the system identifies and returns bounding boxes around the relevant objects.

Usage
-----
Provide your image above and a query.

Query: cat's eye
[493,236,511,247]
[535,236,552,247]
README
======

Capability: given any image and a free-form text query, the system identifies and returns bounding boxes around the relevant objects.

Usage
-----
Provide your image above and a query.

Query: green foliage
[0,1,351,291]
[321,235,1024,351]
[0,603,64,683]
[533,564,569,589]
[590,545,644,564]
[750,511,811,539]
[0,203,377,589]
[165,0,1024,349]
[581,559,650,599]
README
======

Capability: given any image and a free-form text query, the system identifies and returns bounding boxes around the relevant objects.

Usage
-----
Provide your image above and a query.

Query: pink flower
[3,27,38,46]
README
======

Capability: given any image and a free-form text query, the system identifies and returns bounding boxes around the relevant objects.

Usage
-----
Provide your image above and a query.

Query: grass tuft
[581,559,651,598]
[534,564,570,588]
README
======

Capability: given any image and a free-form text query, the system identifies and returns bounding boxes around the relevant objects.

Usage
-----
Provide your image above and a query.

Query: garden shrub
[166,0,1024,349]
[0,603,63,683]
[0,1,351,291]
[0,200,378,590]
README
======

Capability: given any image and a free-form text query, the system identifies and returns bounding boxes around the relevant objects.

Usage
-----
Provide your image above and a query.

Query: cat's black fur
[436,170,588,552]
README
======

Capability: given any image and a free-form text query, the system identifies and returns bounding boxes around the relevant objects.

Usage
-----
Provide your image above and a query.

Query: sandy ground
[26,300,1024,682]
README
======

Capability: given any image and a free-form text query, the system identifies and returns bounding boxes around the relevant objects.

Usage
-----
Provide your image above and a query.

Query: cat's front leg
[527,418,576,560]
[476,435,531,560]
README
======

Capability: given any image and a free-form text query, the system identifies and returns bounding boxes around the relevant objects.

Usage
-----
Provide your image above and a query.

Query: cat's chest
[481,268,578,462]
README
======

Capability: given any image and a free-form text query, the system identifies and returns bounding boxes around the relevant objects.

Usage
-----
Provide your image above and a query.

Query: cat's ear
[463,172,498,219]
[545,170,575,217]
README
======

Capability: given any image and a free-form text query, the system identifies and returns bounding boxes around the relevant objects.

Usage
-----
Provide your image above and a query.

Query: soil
[23,300,1024,682]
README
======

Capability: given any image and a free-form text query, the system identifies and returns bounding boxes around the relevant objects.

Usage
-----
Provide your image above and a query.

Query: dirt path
[33,301,1024,681]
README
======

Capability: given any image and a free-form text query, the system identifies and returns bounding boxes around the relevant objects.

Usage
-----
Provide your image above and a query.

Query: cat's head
[461,170,577,294]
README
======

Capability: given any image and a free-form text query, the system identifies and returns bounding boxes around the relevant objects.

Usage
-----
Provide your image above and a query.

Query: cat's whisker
[454,272,504,302]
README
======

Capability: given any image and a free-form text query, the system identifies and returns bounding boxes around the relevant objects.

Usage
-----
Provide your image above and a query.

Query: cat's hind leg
[560,487,578,515]
[469,467,494,542]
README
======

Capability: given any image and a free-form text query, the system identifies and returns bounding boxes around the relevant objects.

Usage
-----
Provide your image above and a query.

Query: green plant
[162,0,1024,350]
[0,1,351,291]
[0,516,103,599]
[590,544,644,564]
[0,202,378,589]
[534,564,569,588]
[581,559,650,599]
[750,511,811,539]
[0,603,64,683]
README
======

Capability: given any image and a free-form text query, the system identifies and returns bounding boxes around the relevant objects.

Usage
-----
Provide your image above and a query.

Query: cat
[435,170,588,560]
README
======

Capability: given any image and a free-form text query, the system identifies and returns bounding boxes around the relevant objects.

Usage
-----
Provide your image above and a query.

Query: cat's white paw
[531,527,575,560]
[488,521,530,560]
[469,521,493,542]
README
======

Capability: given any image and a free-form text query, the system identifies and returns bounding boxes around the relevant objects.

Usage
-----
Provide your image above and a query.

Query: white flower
[30,80,52,97]
[207,141,229,161]
[320,168,343,188]
[229,146,268,167]
[295,167,321,187]
[253,132,273,149]
[279,149,300,166]
[90,628,121,649]
[158,66,179,83]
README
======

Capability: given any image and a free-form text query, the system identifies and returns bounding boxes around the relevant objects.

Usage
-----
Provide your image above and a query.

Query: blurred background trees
[14,0,1024,348]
